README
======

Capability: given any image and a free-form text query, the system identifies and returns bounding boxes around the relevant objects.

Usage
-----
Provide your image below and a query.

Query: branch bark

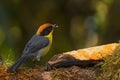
[46,43,119,70]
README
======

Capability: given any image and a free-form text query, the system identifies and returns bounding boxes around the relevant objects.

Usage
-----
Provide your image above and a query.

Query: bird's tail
[7,56,28,72]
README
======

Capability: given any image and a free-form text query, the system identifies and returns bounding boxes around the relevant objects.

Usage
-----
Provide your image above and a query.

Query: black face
[40,26,53,36]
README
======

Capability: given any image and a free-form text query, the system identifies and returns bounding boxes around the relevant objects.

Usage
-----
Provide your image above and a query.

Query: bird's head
[36,23,58,38]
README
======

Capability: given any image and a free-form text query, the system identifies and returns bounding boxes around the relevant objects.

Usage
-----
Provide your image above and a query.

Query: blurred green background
[0,0,120,66]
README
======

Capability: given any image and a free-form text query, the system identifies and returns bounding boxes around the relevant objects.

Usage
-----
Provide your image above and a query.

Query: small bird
[7,23,58,72]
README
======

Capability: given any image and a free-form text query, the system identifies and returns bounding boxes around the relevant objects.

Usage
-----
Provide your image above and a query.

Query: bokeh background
[0,0,120,66]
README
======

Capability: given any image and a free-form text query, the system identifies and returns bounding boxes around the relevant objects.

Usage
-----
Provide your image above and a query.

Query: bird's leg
[31,58,39,67]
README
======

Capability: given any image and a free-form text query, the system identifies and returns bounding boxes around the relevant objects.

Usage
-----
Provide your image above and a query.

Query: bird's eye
[40,27,52,36]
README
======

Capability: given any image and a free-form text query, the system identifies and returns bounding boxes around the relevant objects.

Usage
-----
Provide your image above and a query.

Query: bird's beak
[52,24,59,29]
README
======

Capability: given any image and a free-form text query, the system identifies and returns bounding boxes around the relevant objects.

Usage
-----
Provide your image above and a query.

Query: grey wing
[22,35,49,55]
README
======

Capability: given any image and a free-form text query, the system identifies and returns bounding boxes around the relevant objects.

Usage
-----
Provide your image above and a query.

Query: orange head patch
[36,23,53,35]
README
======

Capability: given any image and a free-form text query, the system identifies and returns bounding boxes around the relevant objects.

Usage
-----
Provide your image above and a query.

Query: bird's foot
[45,63,52,71]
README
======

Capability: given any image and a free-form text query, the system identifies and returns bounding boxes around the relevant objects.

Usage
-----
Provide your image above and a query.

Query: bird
[7,23,58,72]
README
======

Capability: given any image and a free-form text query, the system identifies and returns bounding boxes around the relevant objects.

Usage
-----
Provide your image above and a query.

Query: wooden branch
[46,43,119,70]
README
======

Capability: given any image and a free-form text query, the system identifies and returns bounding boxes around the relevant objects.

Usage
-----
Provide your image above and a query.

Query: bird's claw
[45,63,52,71]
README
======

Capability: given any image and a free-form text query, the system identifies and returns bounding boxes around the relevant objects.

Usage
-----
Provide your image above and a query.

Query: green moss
[0,46,15,67]
[100,43,120,80]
